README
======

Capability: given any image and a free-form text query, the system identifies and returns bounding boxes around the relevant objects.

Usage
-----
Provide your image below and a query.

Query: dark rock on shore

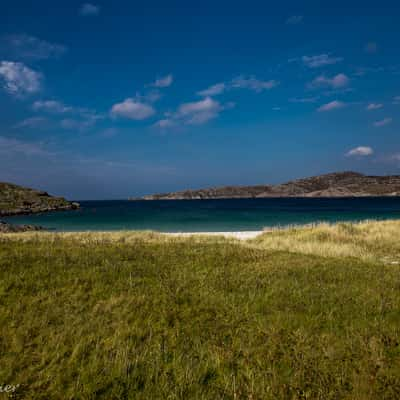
[134,171,400,200]
[0,182,80,217]
[0,221,45,233]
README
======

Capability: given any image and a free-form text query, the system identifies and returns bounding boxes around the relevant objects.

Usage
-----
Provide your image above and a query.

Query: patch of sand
[165,231,263,240]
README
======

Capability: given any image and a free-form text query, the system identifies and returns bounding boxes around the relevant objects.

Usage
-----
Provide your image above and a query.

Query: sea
[4,197,400,232]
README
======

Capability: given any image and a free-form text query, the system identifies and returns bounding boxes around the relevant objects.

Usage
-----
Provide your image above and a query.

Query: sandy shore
[165,231,263,240]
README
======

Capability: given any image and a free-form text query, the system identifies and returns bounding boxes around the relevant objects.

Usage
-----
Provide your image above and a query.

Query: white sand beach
[165,231,263,240]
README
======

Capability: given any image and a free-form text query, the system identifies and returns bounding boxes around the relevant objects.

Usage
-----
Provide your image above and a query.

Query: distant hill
[0,182,79,216]
[134,172,400,200]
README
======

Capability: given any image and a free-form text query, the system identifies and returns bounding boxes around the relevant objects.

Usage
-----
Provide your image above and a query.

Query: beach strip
[164,231,263,240]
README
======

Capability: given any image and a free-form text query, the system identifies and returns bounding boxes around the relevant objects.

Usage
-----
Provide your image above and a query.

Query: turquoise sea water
[4,198,400,232]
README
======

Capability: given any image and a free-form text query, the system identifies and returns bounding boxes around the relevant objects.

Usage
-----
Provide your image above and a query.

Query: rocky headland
[0,182,79,217]
[134,172,400,200]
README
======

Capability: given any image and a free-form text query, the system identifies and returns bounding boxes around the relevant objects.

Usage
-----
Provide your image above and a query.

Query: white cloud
[286,16,303,24]
[178,97,219,116]
[317,100,345,112]
[32,100,72,113]
[177,97,223,125]
[79,3,100,16]
[346,146,374,157]
[1,34,66,60]
[0,136,49,156]
[364,42,378,53]
[110,98,155,120]
[231,76,279,92]
[310,73,350,89]
[301,54,342,68]
[366,103,383,110]
[154,97,233,129]
[374,117,392,127]
[0,61,42,96]
[197,83,226,97]
[150,74,173,88]
[197,76,278,98]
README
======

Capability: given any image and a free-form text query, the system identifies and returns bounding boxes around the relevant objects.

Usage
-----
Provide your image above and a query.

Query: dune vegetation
[1,220,400,399]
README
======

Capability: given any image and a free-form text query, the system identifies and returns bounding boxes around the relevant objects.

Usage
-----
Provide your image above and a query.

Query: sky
[0,0,399,199]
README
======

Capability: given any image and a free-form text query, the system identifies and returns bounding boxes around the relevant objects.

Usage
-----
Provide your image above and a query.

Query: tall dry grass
[251,220,400,264]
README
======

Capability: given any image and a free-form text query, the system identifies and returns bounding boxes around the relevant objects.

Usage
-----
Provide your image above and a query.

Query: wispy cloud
[33,99,101,118]
[197,76,279,98]
[31,99,102,130]
[346,146,374,157]
[231,76,279,92]
[366,103,383,110]
[197,83,226,97]
[386,153,400,163]
[317,100,345,112]
[150,74,173,88]
[352,65,400,77]
[374,117,392,127]
[32,100,72,113]
[0,136,50,156]
[59,118,95,131]
[286,15,303,25]
[0,34,66,60]
[309,73,350,89]
[13,116,48,129]
[393,96,400,104]
[140,90,162,103]
[153,119,177,129]
[79,3,100,16]
[154,97,233,128]
[0,61,42,96]
[110,98,155,120]
[301,54,342,68]
[176,97,224,125]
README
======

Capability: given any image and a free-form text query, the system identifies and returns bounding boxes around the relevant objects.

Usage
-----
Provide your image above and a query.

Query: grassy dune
[1,221,400,399]
[254,220,400,263]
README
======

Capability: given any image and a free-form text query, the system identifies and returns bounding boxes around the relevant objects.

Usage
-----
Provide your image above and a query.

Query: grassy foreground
[1,221,400,399]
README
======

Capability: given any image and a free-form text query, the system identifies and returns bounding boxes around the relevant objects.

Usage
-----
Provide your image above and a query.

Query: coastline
[0,228,265,241]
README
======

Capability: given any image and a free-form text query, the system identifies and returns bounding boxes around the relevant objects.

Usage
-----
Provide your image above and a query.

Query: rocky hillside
[136,172,400,200]
[0,182,79,216]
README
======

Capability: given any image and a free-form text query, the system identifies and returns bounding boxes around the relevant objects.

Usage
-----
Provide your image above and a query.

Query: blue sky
[0,0,399,199]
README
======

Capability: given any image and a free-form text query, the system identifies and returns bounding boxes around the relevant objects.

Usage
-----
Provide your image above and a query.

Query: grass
[254,220,400,264]
[0,221,400,399]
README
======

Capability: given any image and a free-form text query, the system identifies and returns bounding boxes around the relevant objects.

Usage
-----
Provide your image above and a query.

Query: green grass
[1,222,400,399]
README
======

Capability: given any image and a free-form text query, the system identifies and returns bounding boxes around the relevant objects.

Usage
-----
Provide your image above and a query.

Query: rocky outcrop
[0,182,80,217]
[135,172,400,200]
[0,221,45,233]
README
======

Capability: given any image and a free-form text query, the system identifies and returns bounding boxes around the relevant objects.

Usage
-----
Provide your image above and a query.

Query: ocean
[3,197,400,232]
